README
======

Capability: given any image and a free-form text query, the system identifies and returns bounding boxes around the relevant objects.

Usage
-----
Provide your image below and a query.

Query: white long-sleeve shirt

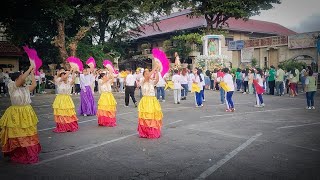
[222,74,235,91]
[80,74,94,89]
[180,74,189,84]
[125,74,136,86]
[172,74,182,89]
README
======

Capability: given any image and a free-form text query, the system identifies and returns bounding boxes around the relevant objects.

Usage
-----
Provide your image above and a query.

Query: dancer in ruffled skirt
[138,64,163,138]
[0,65,41,163]
[78,66,97,116]
[53,69,79,132]
[97,70,117,127]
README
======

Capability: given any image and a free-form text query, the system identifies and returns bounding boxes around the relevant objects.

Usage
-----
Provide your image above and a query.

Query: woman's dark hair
[291,68,297,77]
[257,68,264,77]
[213,68,217,73]
[237,68,241,72]
[59,72,66,77]
[307,66,312,72]
[308,70,313,76]
[223,68,229,73]
[174,69,178,74]
[197,70,203,82]
[99,73,105,79]
[84,64,90,69]
[9,72,22,81]
[205,70,211,76]
[245,70,249,76]
[302,65,306,69]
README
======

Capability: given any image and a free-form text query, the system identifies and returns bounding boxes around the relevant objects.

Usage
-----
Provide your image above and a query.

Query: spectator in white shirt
[39,69,46,94]
[118,70,125,93]
[193,69,203,107]
[135,70,143,98]
[35,74,41,94]
[74,72,80,95]
[188,70,194,92]
[199,69,206,102]
[156,71,167,102]
[172,69,182,104]
[124,68,137,107]
[180,68,189,100]
[0,68,7,97]
[222,68,235,112]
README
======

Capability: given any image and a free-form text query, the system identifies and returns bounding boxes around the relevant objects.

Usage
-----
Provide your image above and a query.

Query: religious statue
[208,39,217,56]
[174,52,181,69]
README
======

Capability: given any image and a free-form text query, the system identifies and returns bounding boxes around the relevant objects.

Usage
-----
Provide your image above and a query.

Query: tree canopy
[1,0,282,67]
[182,0,281,32]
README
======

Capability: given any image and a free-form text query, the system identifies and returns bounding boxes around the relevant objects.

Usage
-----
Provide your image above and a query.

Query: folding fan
[152,48,169,77]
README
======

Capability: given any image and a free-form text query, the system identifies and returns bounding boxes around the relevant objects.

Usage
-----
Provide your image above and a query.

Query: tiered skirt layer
[53,94,78,132]
[138,96,163,139]
[0,105,41,164]
[97,92,117,127]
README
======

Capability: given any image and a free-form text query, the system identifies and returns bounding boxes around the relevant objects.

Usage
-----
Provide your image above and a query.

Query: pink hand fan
[66,56,83,72]
[152,48,169,77]
[86,57,96,69]
[103,60,116,74]
[23,46,43,75]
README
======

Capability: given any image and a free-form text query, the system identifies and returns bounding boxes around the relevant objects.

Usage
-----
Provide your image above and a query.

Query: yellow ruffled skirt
[97,92,117,127]
[191,83,201,93]
[52,94,78,132]
[138,96,163,138]
[0,105,41,163]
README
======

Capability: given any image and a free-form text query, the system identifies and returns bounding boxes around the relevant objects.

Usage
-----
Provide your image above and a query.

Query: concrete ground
[0,89,319,180]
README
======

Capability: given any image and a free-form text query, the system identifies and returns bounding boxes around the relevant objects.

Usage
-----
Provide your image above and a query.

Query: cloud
[292,14,320,33]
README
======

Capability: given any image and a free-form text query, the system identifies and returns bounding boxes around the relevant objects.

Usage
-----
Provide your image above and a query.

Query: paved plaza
[0,90,319,180]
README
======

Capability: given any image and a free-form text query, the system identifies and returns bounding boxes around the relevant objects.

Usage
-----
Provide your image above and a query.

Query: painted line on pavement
[195,133,262,180]
[277,122,320,129]
[187,127,249,140]
[35,120,184,165]
[200,107,302,118]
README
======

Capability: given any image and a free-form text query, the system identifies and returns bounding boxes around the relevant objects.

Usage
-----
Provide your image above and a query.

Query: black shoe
[177,102,180,104]
[134,102,138,107]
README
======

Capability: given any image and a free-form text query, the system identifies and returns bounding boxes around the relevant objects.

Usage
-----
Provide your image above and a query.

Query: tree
[182,0,281,33]
[1,0,96,63]
[46,0,98,61]
[1,0,178,65]
[91,0,147,45]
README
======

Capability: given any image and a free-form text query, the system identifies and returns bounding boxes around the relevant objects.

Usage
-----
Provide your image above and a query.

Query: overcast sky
[251,0,320,33]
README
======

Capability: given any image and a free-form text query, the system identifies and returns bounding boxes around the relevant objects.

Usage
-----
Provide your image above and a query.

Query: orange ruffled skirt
[138,96,163,139]
[97,92,117,127]
[53,94,79,133]
[0,105,41,164]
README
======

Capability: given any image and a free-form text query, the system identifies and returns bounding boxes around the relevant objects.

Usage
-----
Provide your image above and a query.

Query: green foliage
[77,42,106,68]
[172,33,203,45]
[279,60,307,72]
[183,0,281,32]
[164,33,203,60]
[251,58,258,67]
[141,43,151,49]
[162,40,172,52]
[231,68,237,75]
